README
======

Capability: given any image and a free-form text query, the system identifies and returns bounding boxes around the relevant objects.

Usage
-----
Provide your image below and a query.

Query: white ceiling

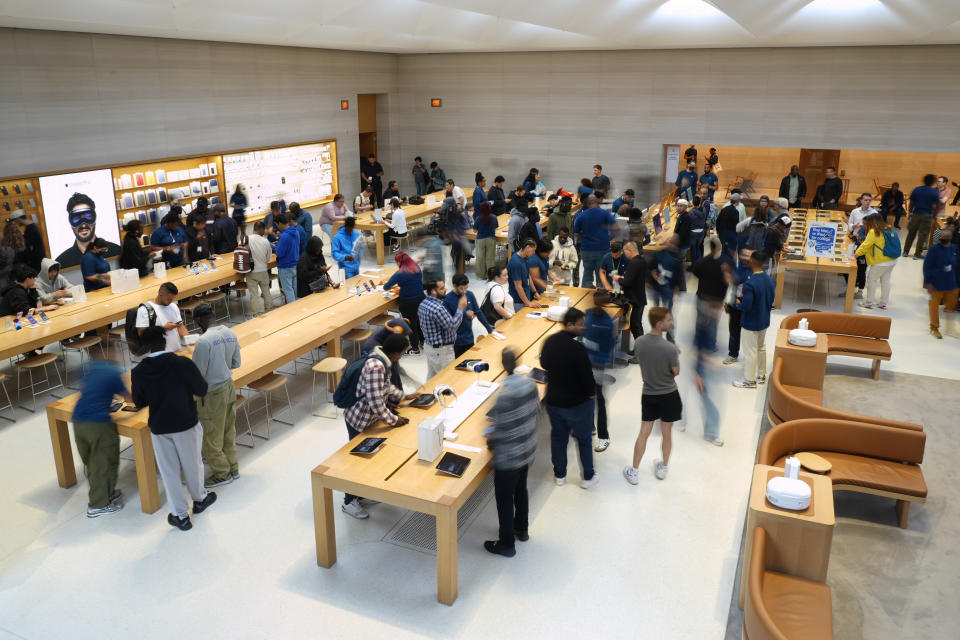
[2,0,960,53]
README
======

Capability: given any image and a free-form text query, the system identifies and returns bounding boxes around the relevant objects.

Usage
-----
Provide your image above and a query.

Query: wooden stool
[229,281,248,318]
[179,296,202,329]
[107,325,130,368]
[201,290,230,322]
[369,313,393,326]
[0,373,15,423]
[234,394,254,448]
[342,328,372,360]
[244,372,294,439]
[61,335,104,389]
[311,357,347,419]
[15,352,64,412]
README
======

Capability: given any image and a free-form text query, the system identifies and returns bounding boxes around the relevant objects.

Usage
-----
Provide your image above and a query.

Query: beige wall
[393,46,960,204]
[0,28,397,197]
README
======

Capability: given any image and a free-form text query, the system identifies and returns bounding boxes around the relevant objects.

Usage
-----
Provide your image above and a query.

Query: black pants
[494,465,529,547]
[726,304,742,358]
[398,295,425,349]
[595,383,608,440]
[384,229,406,246]
[572,244,582,286]
[454,343,473,358]
[842,256,867,290]
[344,424,361,504]
[371,181,383,208]
[883,206,905,227]
[628,303,645,340]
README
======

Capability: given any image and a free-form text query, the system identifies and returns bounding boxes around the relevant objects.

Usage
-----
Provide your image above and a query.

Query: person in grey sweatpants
[132,326,216,531]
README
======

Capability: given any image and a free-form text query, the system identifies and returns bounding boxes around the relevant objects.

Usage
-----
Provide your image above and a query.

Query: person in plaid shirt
[418,278,468,379]
[342,333,412,519]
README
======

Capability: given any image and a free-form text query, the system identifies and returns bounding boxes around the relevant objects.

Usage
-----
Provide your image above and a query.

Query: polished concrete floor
[0,237,957,639]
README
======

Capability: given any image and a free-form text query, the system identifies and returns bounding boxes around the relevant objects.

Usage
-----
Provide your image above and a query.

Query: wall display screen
[38,168,121,269]
[222,141,337,216]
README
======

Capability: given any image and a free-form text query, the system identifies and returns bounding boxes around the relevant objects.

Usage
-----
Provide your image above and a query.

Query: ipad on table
[436,452,470,477]
[350,437,386,455]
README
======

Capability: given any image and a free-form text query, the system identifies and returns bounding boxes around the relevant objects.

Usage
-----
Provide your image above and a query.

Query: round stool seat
[63,335,102,350]
[108,326,125,337]
[230,281,248,292]
[343,328,372,343]
[369,314,392,326]
[235,394,246,408]
[179,298,201,312]
[248,372,287,392]
[18,353,58,368]
[202,291,227,303]
[313,357,348,374]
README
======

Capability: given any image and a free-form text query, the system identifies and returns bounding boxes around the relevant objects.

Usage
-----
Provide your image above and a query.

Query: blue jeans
[547,400,595,481]
[689,231,705,264]
[415,181,427,196]
[278,267,297,304]
[696,359,720,440]
[321,223,334,242]
[653,284,676,343]
[580,250,603,288]
[694,298,721,353]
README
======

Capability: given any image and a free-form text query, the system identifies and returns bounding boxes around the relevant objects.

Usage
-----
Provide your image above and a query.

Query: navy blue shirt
[573,207,617,252]
[910,185,940,215]
[738,270,776,331]
[384,269,425,300]
[81,251,111,291]
[923,242,959,291]
[610,196,632,216]
[580,307,615,367]
[474,212,498,239]
[150,225,187,267]
[507,252,531,304]
[527,253,550,293]
[600,251,626,283]
[72,359,127,423]
[577,185,594,199]
[699,173,718,200]
[592,174,611,194]
[675,169,698,192]
[443,290,494,346]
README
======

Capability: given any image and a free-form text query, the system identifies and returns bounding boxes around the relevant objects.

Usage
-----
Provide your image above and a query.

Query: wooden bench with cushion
[781,312,891,380]
[744,527,834,640]
[768,357,923,431]
[758,418,927,528]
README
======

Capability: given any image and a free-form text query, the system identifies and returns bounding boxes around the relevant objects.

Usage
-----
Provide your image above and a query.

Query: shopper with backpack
[135,282,188,353]
[245,221,274,314]
[336,334,413,519]
[856,213,900,310]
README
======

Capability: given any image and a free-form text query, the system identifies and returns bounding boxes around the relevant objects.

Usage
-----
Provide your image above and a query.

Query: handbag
[308,273,330,293]
[408,195,424,205]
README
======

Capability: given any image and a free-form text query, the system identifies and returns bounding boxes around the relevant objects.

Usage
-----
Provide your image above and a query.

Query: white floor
[0,246,956,640]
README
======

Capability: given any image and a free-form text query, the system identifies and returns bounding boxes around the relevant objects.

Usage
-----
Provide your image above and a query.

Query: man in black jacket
[716,195,742,253]
[620,242,648,346]
[881,182,906,229]
[132,326,215,531]
[541,308,598,489]
[0,265,57,317]
[211,204,238,254]
[815,166,844,210]
[778,165,807,208]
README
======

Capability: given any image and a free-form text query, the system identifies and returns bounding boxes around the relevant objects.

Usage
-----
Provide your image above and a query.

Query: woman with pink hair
[384,251,425,352]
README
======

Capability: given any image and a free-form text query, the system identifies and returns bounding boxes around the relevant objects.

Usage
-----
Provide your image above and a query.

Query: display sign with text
[805,221,838,259]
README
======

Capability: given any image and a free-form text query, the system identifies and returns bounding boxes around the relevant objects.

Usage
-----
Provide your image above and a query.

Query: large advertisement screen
[38,168,121,269]
[223,141,337,216]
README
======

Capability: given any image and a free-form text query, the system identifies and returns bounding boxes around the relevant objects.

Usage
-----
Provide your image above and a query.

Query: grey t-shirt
[635,333,680,395]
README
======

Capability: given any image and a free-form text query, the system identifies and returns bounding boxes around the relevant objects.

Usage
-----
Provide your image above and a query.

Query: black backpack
[479,287,501,326]
[332,355,377,409]
[125,303,157,356]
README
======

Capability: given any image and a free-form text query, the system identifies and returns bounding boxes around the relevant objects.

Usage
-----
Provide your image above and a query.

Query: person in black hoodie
[620,242,648,349]
[120,220,151,276]
[131,326,215,531]
[0,265,56,317]
[296,236,330,298]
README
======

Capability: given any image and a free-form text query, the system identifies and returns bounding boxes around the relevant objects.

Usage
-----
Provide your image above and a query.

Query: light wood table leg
[436,503,459,605]
[843,263,856,312]
[326,338,343,391]
[375,229,385,265]
[312,471,337,567]
[774,265,786,309]
[47,409,77,488]
[132,429,161,514]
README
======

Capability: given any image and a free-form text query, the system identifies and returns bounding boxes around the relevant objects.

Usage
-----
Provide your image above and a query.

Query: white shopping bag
[153,261,167,279]
[111,269,140,294]
[68,284,87,303]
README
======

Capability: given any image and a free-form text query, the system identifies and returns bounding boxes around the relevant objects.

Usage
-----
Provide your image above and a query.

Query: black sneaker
[168,513,192,531]
[193,491,217,514]
[484,540,516,557]
[109,489,122,504]
[514,530,529,542]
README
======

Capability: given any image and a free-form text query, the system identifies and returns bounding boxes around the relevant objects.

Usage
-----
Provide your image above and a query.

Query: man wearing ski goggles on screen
[56,192,120,269]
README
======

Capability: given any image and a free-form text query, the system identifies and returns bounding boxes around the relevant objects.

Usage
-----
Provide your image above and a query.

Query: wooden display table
[772,329,828,390]
[739,463,835,608]
[332,189,475,266]
[311,288,623,605]
[44,268,397,514]
[641,202,680,253]
[774,209,857,313]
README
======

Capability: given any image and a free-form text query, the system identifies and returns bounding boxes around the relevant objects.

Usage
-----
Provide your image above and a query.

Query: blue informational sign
[805,222,838,258]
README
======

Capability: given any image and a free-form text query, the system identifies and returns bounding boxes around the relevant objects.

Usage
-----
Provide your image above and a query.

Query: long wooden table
[332,189,476,266]
[311,287,623,605]
[0,253,255,360]
[45,267,398,514]
[774,209,857,312]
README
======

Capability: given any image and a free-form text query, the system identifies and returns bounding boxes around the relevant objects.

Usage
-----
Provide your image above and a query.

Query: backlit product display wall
[223,140,338,216]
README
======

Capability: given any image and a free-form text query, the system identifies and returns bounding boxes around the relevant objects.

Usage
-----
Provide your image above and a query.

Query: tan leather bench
[769,357,922,432]
[781,312,891,379]
[758,418,927,528]
[744,527,834,640]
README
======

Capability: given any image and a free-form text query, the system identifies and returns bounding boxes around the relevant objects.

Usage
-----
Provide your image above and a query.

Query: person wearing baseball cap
[190,302,241,488]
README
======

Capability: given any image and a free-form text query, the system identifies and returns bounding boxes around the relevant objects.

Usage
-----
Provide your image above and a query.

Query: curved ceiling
[2,0,959,53]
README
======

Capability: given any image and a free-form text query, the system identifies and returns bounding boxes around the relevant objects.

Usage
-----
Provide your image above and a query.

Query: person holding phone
[0,265,57,317]
[136,282,188,352]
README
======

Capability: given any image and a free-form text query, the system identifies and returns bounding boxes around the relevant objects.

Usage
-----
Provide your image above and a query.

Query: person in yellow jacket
[855,214,898,310]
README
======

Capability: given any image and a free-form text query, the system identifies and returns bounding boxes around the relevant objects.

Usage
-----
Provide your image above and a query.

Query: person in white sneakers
[624,307,681,485]
[732,251,776,389]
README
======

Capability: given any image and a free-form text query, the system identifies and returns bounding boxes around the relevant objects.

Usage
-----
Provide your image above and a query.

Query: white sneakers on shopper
[580,474,600,490]
[654,460,669,480]
[341,501,369,519]
[594,439,610,452]
[622,466,639,485]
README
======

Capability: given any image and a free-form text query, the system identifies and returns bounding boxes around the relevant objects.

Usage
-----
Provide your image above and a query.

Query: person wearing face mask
[80,238,112,291]
[922,226,959,339]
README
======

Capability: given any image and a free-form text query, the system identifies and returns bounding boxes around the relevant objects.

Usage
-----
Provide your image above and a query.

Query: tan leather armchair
[781,312,891,379]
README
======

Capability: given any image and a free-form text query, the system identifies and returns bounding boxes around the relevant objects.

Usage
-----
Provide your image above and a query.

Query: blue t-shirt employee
[150,212,189,267]
[81,238,112,291]
[699,164,719,201]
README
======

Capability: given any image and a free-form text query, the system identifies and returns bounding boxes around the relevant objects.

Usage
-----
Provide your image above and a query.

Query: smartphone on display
[38,310,50,323]
[208,259,216,269]
[25,314,38,327]
[530,367,548,384]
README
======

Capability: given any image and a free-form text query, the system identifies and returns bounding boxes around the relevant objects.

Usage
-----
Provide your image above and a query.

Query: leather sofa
[743,527,834,640]
[768,357,923,431]
[758,418,927,528]
[781,312,891,380]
